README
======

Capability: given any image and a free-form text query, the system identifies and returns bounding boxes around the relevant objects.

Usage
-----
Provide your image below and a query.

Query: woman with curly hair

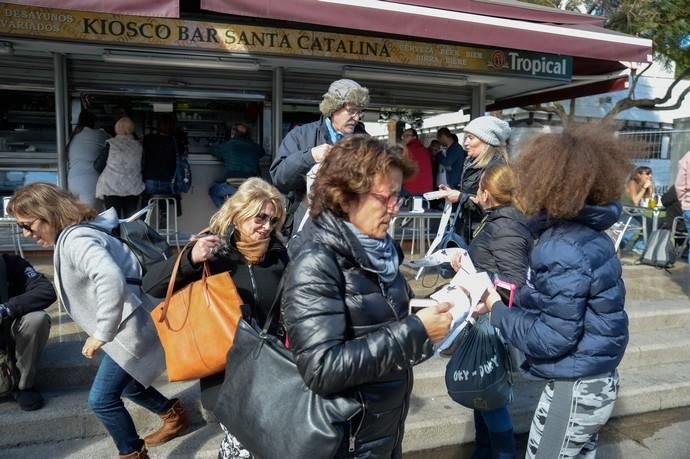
[474,123,632,459]
[283,135,452,457]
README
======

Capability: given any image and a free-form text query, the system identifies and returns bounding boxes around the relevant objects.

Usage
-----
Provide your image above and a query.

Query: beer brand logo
[488,51,508,69]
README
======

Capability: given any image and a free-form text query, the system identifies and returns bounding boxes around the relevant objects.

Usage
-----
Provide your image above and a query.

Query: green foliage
[518,0,690,71]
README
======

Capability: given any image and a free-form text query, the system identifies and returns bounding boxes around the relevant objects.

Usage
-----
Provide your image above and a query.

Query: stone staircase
[1,256,690,458]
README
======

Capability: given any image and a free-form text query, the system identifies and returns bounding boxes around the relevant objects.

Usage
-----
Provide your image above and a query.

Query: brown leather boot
[119,444,150,459]
[143,399,189,446]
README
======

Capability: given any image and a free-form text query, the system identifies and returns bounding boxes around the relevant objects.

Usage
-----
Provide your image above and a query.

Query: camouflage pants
[527,369,619,459]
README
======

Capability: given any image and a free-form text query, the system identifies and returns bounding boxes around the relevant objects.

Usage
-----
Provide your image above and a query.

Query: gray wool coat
[54,208,165,387]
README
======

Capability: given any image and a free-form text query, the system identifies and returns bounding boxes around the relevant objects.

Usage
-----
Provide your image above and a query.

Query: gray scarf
[344,221,399,286]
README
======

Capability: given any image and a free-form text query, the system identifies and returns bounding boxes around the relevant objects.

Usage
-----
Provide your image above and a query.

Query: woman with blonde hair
[438,115,511,243]
[96,116,145,219]
[143,177,289,459]
[8,183,187,459]
[450,163,532,459]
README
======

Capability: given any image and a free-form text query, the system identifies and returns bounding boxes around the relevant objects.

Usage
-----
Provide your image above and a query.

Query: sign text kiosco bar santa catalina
[0,3,572,81]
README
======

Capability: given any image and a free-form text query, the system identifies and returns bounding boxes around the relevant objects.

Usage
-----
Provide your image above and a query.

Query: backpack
[171,157,192,194]
[0,256,19,398]
[170,139,192,194]
[81,220,172,278]
[640,229,676,268]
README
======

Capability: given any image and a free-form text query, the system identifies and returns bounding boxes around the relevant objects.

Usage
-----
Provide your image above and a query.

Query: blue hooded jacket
[490,202,628,379]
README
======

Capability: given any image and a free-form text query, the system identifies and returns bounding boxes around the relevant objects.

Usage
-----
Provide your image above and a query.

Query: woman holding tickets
[143,177,288,459]
[8,183,188,459]
[282,135,452,457]
[450,163,532,459]
[437,116,510,243]
[475,124,630,459]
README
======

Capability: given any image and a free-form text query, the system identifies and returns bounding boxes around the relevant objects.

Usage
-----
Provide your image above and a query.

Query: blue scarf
[325,117,344,144]
[344,221,399,286]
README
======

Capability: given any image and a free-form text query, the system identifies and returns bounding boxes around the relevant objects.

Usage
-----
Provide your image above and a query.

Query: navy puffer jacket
[283,211,433,458]
[490,202,628,379]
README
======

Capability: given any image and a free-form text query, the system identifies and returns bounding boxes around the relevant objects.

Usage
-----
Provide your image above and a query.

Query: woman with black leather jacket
[282,136,452,458]
[143,177,288,459]
[438,116,510,243]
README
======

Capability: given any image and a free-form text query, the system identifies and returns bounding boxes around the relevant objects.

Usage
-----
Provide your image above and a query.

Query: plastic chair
[147,195,180,249]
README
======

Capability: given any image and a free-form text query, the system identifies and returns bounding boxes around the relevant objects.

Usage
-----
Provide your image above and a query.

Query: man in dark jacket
[270,79,370,236]
[436,127,466,188]
[208,123,266,207]
[0,254,56,411]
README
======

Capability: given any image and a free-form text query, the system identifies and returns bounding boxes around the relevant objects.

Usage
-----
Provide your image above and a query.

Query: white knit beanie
[463,116,511,146]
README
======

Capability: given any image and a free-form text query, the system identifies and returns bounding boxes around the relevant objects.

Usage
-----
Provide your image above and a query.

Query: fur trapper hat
[319,79,370,116]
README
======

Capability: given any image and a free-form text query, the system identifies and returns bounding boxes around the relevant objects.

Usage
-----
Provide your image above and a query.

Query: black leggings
[103,195,142,219]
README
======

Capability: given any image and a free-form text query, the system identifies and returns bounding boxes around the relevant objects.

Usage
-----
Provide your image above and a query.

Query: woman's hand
[450,251,463,273]
[82,336,105,359]
[438,184,461,203]
[416,302,453,342]
[474,287,503,316]
[190,234,221,264]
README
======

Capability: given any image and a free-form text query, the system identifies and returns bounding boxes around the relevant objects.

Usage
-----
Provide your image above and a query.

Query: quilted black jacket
[282,211,433,458]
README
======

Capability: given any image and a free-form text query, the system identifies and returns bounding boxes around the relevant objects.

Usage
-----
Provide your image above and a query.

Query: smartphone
[494,278,517,308]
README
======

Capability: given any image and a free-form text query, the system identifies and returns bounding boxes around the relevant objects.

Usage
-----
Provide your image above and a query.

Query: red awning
[4,0,179,17]
[200,0,652,63]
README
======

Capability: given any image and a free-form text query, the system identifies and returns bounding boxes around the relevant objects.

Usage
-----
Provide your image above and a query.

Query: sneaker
[632,246,645,256]
[15,388,44,411]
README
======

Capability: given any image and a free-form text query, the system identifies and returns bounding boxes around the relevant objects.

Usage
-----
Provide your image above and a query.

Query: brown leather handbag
[150,241,243,382]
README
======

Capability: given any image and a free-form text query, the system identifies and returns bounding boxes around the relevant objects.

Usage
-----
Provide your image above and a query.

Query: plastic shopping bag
[445,315,513,410]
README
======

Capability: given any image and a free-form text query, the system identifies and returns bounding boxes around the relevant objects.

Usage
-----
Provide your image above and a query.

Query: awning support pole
[272,67,284,157]
[54,52,68,189]
[471,84,486,119]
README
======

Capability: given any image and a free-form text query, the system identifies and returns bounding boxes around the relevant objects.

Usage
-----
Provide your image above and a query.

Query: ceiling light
[343,65,466,87]
[102,51,260,71]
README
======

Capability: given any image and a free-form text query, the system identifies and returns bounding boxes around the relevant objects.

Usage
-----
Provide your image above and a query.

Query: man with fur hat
[270,79,369,237]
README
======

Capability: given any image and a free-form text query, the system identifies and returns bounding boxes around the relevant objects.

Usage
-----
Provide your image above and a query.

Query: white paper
[402,247,466,268]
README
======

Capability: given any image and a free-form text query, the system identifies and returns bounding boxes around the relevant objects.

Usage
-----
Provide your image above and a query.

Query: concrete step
[412,317,690,399]
[401,360,690,453]
[4,360,690,456]
[0,379,208,449]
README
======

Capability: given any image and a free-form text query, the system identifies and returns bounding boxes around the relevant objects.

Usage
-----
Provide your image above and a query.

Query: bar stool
[147,195,180,249]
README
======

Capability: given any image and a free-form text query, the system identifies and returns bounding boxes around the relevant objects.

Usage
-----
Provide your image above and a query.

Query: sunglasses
[254,213,280,226]
[16,219,37,233]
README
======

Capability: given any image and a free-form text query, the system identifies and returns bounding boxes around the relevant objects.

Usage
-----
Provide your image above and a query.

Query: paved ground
[407,406,690,458]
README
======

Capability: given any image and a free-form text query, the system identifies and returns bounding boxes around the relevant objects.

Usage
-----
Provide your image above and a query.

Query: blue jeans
[144,179,173,196]
[88,354,172,454]
[472,406,516,459]
[209,181,237,208]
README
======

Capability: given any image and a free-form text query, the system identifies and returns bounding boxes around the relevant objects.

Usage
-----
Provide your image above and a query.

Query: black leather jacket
[282,211,433,458]
[143,233,288,409]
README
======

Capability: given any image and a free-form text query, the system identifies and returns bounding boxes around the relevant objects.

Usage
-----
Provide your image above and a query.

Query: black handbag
[214,284,363,459]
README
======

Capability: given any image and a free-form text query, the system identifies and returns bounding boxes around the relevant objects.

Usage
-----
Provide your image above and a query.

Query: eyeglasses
[369,191,404,210]
[343,106,363,119]
[254,213,280,226]
[16,219,37,233]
